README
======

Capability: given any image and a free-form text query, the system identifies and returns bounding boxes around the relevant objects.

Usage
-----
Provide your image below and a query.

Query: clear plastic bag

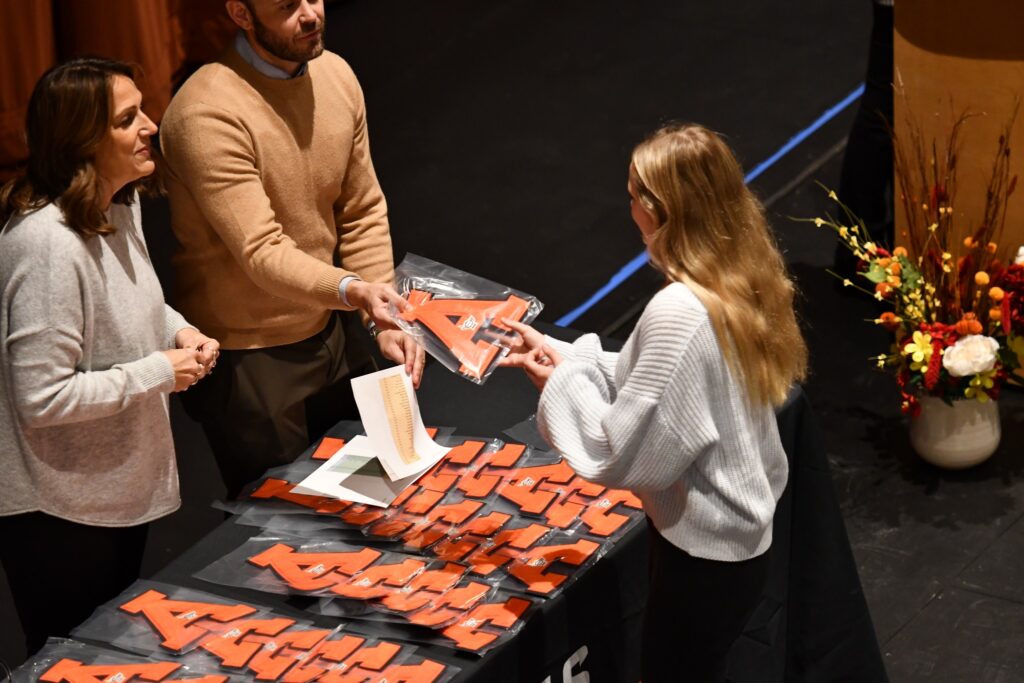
[389,254,543,384]
[343,589,534,657]
[11,638,229,683]
[71,580,286,657]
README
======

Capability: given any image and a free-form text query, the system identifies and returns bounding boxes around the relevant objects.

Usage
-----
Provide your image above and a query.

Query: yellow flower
[839,227,849,238]
[902,331,933,372]
[864,242,877,254]
[828,190,838,201]
[842,279,852,288]
[814,217,824,227]
[942,252,953,261]
[1009,335,1024,357]
[928,223,938,233]
[965,370,997,402]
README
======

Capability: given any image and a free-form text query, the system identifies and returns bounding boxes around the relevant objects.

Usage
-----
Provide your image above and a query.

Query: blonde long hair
[631,123,807,406]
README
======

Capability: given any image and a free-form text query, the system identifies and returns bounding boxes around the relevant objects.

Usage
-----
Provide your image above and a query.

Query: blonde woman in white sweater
[503,123,807,682]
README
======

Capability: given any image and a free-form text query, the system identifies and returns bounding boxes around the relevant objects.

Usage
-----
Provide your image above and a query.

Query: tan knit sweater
[160,46,394,349]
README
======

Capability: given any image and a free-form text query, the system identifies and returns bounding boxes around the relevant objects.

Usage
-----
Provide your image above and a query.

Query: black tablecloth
[154,325,887,682]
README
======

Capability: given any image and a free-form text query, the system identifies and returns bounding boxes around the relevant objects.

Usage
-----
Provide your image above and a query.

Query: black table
[155,325,886,682]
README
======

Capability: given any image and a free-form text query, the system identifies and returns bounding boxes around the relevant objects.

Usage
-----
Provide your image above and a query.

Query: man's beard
[253,15,325,64]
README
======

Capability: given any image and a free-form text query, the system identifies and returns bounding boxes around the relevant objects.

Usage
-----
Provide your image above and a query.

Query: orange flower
[954,313,983,336]
[877,312,901,331]
[975,271,990,286]
[990,307,1002,322]
[877,257,892,268]
[889,261,902,276]
[988,286,1005,302]
[986,242,998,254]
[875,282,892,297]
[963,236,975,248]
[893,246,908,258]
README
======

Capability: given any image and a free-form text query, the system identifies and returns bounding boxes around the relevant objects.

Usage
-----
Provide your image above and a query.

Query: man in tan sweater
[160,0,422,497]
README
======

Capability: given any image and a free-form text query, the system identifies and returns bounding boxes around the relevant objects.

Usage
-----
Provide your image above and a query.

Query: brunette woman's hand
[162,348,204,392]
[175,327,220,379]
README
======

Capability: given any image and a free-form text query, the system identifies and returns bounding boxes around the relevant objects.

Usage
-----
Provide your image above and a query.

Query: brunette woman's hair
[632,123,808,406]
[0,57,145,238]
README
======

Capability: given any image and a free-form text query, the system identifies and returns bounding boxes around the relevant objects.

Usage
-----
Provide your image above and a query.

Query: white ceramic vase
[908,396,1001,469]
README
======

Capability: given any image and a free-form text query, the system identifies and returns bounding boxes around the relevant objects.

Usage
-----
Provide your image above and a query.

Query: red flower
[993,264,1024,335]
[924,340,943,390]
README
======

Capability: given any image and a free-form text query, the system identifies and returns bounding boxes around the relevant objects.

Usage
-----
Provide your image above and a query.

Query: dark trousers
[0,512,148,658]
[642,522,769,683]
[179,312,374,499]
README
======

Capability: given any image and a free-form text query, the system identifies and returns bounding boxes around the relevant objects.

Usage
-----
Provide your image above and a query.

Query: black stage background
[4,2,1024,680]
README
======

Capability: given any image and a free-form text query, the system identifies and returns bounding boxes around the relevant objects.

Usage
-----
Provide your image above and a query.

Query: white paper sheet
[350,365,450,480]
[292,435,422,507]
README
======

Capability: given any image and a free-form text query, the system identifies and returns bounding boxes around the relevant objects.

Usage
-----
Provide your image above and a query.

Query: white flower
[1015,245,1024,265]
[942,335,1000,377]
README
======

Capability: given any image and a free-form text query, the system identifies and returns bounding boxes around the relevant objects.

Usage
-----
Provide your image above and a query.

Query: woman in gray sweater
[503,123,808,681]
[0,58,220,657]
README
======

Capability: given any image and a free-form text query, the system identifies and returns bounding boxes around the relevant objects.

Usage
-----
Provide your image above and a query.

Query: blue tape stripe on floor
[554,82,866,328]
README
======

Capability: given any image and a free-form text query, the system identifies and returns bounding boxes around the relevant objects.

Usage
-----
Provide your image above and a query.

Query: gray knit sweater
[0,198,187,526]
[538,282,788,561]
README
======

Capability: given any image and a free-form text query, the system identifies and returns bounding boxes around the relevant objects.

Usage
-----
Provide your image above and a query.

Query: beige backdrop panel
[894,0,1024,255]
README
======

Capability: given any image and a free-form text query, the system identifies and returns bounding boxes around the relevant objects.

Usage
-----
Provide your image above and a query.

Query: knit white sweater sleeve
[544,333,620,393]
[537,296,720,492]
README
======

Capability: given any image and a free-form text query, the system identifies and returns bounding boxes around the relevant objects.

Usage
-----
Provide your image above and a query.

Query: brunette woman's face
[627,167,659,243]
[93,75,157,195]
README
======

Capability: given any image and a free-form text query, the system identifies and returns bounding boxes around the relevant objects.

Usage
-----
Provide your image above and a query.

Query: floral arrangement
[809,107,1024,415]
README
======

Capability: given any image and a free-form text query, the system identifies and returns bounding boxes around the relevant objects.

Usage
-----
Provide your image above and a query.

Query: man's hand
[175,327,221,379]
[347,280,410,330]
[376,329,426,389]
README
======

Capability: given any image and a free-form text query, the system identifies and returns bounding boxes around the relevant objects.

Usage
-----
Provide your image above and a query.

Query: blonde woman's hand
[498,318,546,366]
[163,348,204,392]
[503,343,562,391]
